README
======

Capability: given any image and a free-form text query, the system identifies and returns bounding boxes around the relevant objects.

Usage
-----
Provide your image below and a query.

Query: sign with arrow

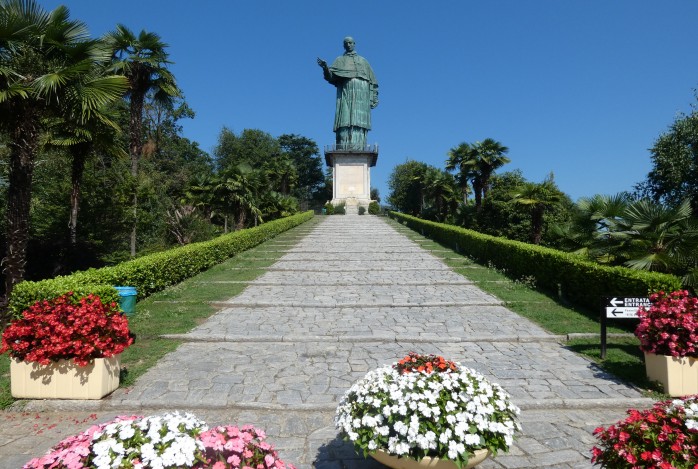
[604,297,649,318]
[600,296,649,359]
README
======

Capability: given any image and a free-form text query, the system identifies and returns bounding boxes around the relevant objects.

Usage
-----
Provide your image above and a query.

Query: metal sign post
[600,297,649,359]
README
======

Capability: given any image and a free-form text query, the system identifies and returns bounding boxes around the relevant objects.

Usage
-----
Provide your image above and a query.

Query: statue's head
[343,36,355,53]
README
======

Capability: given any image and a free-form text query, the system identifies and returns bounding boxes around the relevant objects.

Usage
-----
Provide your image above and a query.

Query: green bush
[358,206,366,215]
[9,211,314,317]
[324,203,335,215]
[333,203,346,215]
[368,201,380,215]
[388,212,682,310]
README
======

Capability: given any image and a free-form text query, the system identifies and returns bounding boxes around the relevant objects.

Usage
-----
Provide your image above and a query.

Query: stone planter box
[11,356,121,399]
[371,449,490,469]
[644,352,698,396]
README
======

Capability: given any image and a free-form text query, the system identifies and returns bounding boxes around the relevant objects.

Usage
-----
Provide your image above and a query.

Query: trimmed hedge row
[389,211,682,310]
[9,211,314,317]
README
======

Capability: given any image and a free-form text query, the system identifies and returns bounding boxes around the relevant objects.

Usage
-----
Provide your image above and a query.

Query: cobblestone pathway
[0,216,651,468]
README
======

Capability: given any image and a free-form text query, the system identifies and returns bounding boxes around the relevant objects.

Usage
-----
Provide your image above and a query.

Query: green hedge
[389,212,682,310]
[9,211,314,317]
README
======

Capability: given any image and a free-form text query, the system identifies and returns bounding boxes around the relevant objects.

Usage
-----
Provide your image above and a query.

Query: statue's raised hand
[317,57,328,69]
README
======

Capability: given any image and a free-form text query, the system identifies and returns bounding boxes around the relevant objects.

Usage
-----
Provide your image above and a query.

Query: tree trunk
[129,92,145,257]
[531,206,545,245]
[472,178,483,211]
[69,144,90,247]
[4,108,39,297]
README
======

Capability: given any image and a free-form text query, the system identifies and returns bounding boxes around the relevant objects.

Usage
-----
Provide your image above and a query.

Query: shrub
[358,206,366,215]
[368,201,380,215]
[333,203,346,215]
[324,202,335,215]
[9,212,314,317]
[388,212,682,311]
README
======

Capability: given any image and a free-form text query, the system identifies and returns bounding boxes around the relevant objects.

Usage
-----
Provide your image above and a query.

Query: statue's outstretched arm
[317,57,333,83]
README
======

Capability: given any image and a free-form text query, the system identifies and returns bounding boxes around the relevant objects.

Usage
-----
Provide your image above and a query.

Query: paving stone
[1,216,649,469]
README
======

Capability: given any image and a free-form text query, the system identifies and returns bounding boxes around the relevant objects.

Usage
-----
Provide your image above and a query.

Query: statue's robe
[324,52,378,148]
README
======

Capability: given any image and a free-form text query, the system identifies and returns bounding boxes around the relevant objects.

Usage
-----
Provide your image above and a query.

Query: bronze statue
[318,37,378,150]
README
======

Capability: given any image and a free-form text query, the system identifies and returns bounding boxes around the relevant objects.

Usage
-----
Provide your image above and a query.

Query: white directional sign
[604,297,649,318]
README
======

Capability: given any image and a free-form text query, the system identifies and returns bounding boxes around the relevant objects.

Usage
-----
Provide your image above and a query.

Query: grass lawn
[386,218,664,396]
[0,217,322,408]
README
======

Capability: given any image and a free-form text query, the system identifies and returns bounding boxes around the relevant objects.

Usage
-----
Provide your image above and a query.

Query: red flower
[591,395,698,469]
[636,290,698,358]
[1,292,134,366]
[393,352,458,375]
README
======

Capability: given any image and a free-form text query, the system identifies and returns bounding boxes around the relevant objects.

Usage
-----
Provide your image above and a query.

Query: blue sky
[44,1,698,202]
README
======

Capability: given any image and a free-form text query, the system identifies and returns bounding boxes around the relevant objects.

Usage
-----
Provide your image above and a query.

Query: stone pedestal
[324,144,378,210]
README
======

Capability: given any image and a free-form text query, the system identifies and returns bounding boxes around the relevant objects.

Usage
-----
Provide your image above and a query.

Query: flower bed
[25,412,295,469]
[335,352,520,467]
[591,395,698,468]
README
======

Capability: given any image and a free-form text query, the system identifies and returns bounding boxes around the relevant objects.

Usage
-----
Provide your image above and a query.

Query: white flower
[335,358,520,464]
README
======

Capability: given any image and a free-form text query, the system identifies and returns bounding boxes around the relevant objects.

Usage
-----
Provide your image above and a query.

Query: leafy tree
[638,109,698,211]
[143,97,213,200]
[469,170,531,240]
[214,128,281,172]
[0,0,127,295]
[278,134,323,203]
[104,24,179,257]
[510,173,565,244]
[387,160,428,215]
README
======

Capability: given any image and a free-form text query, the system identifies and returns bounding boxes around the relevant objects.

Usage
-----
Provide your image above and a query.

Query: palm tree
[615,199,698,282]
[0,0,127,295]
[264,155,298,195]
[104,24,179,256]
[213,164,264,231]
[445,142,477,205]
[422,167,459,222]
[559,193,631,262]
[471,138,510,206]
[43,105,125,247]
[510,174,563,244]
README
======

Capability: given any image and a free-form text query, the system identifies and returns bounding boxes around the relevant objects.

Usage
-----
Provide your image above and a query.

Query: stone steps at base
[18,397,653,413]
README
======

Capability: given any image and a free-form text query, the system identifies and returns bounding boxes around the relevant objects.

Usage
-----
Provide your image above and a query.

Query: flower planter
[11,355,120,399]
[371,449,490,469]
[644,352,698,396]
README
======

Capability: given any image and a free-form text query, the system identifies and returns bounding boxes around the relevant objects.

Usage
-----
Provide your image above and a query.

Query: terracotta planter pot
[371,449,490,469]
[11,356,121,399]
[644,352,698,397]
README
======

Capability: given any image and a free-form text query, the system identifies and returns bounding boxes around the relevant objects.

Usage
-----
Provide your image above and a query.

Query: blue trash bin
[114,286,137,316]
